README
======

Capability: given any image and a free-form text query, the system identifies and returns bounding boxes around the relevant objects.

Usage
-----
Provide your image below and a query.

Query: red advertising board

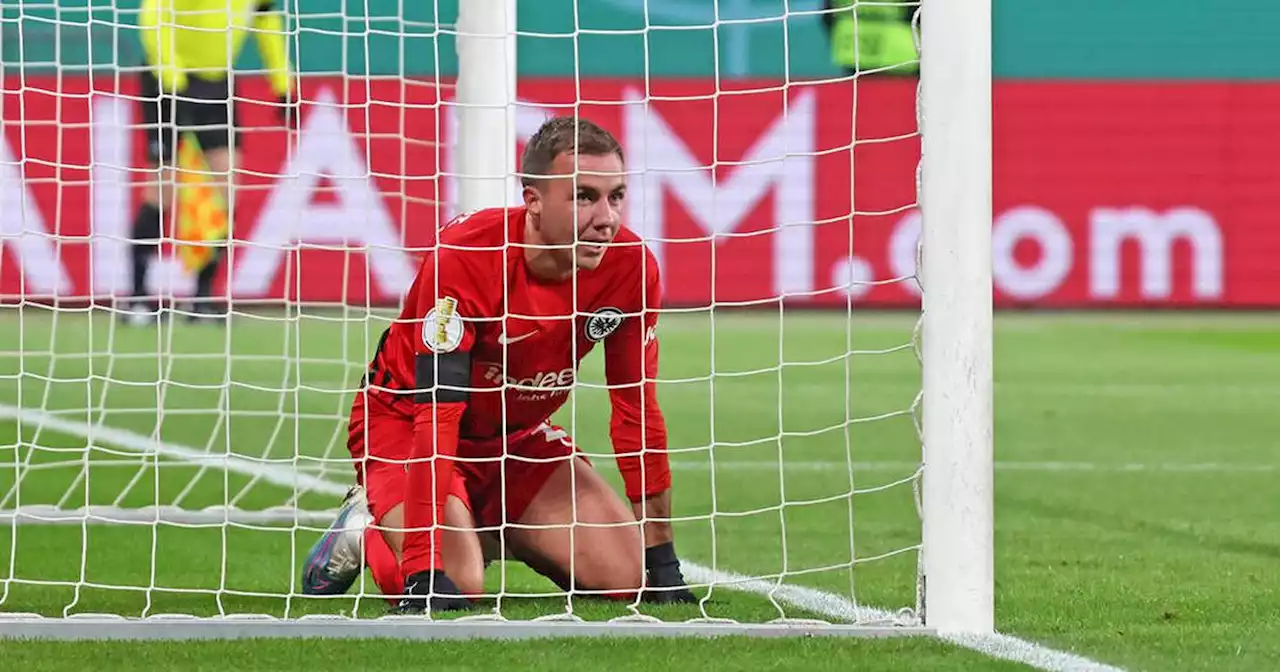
[3,76,1278,307]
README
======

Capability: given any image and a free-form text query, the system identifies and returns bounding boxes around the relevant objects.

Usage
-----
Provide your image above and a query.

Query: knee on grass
[572,544,645,597]
[446,560,485,597]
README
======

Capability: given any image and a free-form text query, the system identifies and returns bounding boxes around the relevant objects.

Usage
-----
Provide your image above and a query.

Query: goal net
[0,0,991,637]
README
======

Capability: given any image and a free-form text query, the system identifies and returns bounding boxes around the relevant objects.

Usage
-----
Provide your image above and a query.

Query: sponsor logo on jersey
[482,363,575,401]
[422,296,464,353]
[584,307,625,342]
[483,364,575,389]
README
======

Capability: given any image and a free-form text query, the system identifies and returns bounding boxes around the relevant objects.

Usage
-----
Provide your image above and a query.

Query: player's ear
[522,183,542,217]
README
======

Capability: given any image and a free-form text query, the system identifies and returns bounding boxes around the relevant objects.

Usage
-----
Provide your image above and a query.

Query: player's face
[533,151,626,271]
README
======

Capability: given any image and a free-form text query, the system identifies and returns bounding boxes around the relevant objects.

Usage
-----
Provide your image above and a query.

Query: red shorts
[346,391,581,530]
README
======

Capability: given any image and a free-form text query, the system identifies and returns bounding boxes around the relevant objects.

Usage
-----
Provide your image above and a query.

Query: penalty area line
[2,404,1124,670]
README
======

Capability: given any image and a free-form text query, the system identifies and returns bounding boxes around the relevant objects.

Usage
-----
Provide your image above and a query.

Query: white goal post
[0,0,991,638]
[447,0,995,635]
[918,0,995,635]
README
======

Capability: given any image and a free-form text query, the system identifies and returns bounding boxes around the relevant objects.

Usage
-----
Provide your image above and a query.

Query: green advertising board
[3,0,1279,79]
[994,0,1280,80]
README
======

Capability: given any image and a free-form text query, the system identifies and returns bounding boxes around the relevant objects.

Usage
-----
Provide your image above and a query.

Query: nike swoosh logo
[497,330,537,346]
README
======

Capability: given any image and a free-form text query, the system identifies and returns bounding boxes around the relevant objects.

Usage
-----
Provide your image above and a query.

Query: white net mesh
[0,0,928,630]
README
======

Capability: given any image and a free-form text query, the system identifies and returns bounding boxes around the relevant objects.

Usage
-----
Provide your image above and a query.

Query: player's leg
[375,495,486,597]
[303,392,480,610]
[303,390,403,596]
[185,79,237,320]
[495,426,645,597]
[124,70,176,325]
[508,457,645,596]
[392,453,484,612]
[304,490,484,604]
[358,501,402,598]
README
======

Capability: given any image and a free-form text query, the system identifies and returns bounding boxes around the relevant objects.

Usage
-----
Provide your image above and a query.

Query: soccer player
[301,117,696,612]
[123,0,296,325]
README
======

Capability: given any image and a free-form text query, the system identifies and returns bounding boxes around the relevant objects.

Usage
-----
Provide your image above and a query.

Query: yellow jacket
[138,0,292,96]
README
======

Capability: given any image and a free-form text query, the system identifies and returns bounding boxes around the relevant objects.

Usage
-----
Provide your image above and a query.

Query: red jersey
[361,206,670,502]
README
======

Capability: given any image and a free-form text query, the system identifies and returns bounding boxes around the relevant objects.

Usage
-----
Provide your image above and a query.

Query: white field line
[680,564,1125,672]
[1,403,1124,670]
[0,405,347,498]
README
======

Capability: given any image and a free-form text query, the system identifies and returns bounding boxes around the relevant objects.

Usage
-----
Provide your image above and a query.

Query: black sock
[130,202,162,298]
[645,541,679,571]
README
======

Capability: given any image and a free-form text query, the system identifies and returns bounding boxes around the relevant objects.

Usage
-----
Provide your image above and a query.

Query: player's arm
[603,252,694,603]
[604,253,671,524]
[399,253,477,601]
[137,0,188,95]
[252,0,297,126]
[252,0,292,99]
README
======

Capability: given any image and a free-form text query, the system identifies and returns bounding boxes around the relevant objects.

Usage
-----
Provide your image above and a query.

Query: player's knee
[441,532,486,596]
[450,562,486,597]
[575,534,644,594]
[591,560,644,595]
[442,496,486,595]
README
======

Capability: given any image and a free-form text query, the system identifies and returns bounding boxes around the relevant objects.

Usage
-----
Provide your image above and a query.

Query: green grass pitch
[0,306,1276,670]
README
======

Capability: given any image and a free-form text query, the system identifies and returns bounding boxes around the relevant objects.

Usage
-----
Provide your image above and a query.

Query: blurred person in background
[123,0,297,325]
[822,0,919,77]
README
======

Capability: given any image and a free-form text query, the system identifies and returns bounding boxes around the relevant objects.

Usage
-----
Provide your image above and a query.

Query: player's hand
[642,542,698,604]
[277,94,299,130]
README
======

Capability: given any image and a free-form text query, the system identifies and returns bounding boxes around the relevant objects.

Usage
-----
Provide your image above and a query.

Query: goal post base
[0,615,935,641]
